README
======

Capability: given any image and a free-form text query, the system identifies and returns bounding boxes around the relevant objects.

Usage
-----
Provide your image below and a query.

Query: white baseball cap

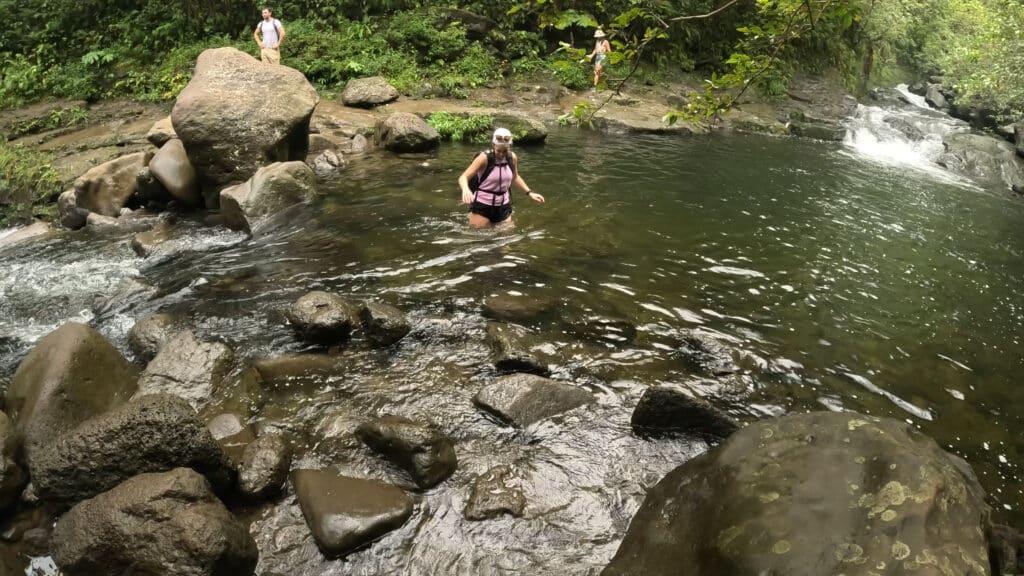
[492,128,513,145]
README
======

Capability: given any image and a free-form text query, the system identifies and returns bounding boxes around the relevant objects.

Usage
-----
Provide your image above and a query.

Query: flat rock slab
[51,467,257,576]
[293,470,413,557]
[474,374,593,428]
[355,416,457,489]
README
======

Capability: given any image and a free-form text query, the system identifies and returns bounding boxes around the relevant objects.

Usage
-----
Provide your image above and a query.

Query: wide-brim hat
[594,29,607,38]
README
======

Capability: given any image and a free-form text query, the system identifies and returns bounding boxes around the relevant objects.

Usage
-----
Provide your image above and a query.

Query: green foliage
[0,138,61,227]
[427,112,494,141]
[7,107,90,139]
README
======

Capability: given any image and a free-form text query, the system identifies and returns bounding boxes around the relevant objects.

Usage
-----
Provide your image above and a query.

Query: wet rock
[292,469,413,557]
[989,524,1024,576]
[602,412,992,576]
[0,220,52,249]
[311,410,362,459]
[359,301,411,347]
[355,416,457,489]
[341,76,400,108]
[1015,124,1024,158]
[570,316,637,345]
[883,116,925,141]
[21,527,50,556]
[677,329,739,376]
[146,116,178,147]
[51,467,258,576]
[995,123,1016,143]
[925,83,948,109]
[30,394,235,508]
[491,113,547,145]
[220,161,317,234]
[239,432,292,500]
[482,293,554,322]
[788,121,846,141]
[135,166,172,207]
[72,151,153,217]
[172,47,319,202]
[253,353,347,393]
[908,82,927,96]
[474,373,593,428]
[136,331,234,409]
[487,322,549,376]
[0,412,27,512]
[58,189,88,230]
[149,138,201,208]
[5,323,136,467]
[310,149,348,180]
[630,385,739,441]
[130,220,175,257]
[351,133,369,154]
[722,110,789,136]
[374,112,440,153]
[207,412,255,466]
[938,132,1024,191]
[464,465,524,520]
[286,291,360,344]
[85,212,126,230]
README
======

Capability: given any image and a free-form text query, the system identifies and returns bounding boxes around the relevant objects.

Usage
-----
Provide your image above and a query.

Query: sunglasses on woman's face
[495,135,512,142]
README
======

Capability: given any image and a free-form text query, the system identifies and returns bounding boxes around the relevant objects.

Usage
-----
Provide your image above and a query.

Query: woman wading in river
[458,128,544,228]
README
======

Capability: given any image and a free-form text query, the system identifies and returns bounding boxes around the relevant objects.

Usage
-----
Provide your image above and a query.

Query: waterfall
[842,84,971,178]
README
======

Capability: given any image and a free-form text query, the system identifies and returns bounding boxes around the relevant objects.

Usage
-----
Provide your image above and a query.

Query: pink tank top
[474,159,514,206]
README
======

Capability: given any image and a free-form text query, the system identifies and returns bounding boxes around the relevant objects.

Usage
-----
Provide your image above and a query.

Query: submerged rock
[355,416,457,489]
[5,322,136,467]
[341,76,400,108]
[253,353,347,393]
[473,373,593,428]
[72,151,153,217]
[359,301,411,347]
[51,468,258,576]
[464,465,524,520]
[220,161,317,234]
[92,277,158,318]
[487,322,550,376]
[630,385,739,441]
[292,469,413,557]
[30,394,235,508]
[239,432,292,500]
[482,293,554,322]
[130,220,175,258]
[677,329,739,376]
[310,149,348,180]
[207,412,255,466]
[127,312,178,361]
[172,47,318,202]
[374,112,440,153]
[286,291,360,344]
[136,331,235,409]
[602,412,992,576]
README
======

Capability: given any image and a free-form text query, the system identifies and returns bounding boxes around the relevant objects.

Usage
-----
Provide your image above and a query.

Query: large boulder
[938,132,1024,191]
[677,329,739,376]
[602,412,992,576]
[630,385,739,440]
[171,47,319,203]
[30,394,235,508]
[136,331,235,409]
[72,151,153,217]
[292,470,413,557]
[5,323,136,467]
[341,76,400,108]
[220,161,317,234]
[127,312,178,361]
[374,112,440,153]
[0,412,27,512]
[355,415,457,489]
[148,138,201,208]
[925,83,948,109]
[473,373,593,428]
[51,468,258,576]
[146,116,178,147]
[286,291,360,344]
[359,301,411,347]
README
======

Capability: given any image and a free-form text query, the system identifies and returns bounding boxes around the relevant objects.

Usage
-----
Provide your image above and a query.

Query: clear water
[1,128,1023,574]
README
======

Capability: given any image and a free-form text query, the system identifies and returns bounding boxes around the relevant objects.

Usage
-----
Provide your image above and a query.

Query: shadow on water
[2,128,1024,573]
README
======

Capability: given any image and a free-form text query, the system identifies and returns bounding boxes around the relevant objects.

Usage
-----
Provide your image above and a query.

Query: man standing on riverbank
[254,7,285,65]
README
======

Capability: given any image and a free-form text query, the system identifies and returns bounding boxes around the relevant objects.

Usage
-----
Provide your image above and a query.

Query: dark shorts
[469,201,513,223]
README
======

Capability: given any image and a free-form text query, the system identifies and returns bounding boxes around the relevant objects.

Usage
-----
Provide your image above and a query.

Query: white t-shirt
[258,19,283,48]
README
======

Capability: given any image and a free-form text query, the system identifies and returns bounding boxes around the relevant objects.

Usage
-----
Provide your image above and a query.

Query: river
[1,109,1023,573]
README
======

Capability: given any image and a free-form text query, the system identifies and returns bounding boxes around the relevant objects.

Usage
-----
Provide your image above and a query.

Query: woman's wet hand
[461,190,473,204]
[529,192,545,203]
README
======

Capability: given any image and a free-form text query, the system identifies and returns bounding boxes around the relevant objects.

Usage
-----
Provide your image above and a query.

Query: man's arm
[275,21,286,48]
[253,25,261,46]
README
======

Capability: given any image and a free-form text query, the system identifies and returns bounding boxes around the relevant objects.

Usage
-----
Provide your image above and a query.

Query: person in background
[587,29,611,88]
[254,7,286,65]
[458,128,545,228]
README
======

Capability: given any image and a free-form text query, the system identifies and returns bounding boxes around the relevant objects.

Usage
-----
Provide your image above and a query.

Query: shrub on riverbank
[427,113,495,142]
[0,139,60,227]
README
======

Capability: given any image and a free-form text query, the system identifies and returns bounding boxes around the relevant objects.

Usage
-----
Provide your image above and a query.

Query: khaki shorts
[260,47,280,65]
